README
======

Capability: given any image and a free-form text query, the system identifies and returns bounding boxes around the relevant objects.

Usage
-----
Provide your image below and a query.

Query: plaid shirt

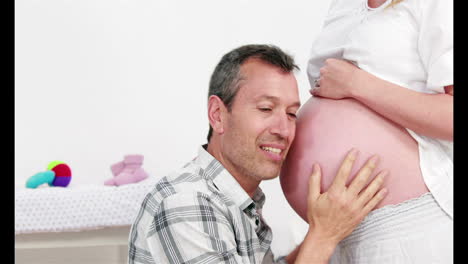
[128,145,287,264]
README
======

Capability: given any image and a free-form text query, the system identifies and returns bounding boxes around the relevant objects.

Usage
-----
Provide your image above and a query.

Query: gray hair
[207,44,299,142]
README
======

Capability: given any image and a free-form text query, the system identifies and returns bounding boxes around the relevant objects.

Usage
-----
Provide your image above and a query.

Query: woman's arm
[311,58,453,141]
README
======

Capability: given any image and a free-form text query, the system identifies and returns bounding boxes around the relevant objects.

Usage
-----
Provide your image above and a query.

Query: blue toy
[26,171,56,188]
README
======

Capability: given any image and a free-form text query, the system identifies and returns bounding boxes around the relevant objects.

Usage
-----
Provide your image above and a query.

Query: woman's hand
[310,58,366,99]
[309,58,453,141]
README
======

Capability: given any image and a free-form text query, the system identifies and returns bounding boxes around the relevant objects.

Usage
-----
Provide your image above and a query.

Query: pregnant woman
[281,0,453,262]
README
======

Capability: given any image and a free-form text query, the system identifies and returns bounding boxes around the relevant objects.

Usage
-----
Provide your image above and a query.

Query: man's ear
[208,95,227,135]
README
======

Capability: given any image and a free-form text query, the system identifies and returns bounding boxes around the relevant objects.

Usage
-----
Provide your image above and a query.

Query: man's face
[220,59,300,183]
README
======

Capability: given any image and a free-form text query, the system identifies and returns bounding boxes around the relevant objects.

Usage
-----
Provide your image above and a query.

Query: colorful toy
[26,161,72,188]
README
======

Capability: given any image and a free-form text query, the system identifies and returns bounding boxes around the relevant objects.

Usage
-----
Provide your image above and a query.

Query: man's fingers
[308,163,321,201]
[347,155,379,195]
[330,148,359,188]
[361,187,388,215]
[356,170,388,206]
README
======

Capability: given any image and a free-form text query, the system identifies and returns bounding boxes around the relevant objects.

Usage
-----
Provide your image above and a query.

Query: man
[128,44,387,263]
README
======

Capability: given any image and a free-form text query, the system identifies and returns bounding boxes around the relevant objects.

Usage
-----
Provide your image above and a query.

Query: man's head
[206,44,301,186]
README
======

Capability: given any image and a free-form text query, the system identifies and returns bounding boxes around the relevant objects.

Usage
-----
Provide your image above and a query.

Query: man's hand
[293,148,387,263]
[307,148,387,243]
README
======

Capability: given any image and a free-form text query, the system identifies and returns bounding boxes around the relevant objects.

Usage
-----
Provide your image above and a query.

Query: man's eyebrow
[255,95,301,108]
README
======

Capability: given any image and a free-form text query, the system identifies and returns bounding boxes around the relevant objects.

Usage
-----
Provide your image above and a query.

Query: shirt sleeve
[418,0,453,93]
[275,256,289,264]
[145,192,243,264]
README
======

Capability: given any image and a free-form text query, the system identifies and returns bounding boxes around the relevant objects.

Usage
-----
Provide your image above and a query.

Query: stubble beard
[224,137,283,182]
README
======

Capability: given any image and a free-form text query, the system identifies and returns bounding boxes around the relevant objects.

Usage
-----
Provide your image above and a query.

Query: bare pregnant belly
[280,96,429,222]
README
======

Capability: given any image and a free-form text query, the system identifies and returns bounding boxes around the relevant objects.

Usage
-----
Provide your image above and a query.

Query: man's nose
[270,113,293,139]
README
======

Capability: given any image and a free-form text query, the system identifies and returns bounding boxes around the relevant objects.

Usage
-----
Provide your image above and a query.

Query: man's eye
[288,113,297,119]
[259,108,272,112]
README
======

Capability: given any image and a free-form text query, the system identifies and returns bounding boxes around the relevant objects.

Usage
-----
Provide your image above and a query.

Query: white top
[307,0,453,218]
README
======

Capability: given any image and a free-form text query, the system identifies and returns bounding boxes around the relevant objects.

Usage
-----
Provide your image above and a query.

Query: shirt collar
[195,144,266,211]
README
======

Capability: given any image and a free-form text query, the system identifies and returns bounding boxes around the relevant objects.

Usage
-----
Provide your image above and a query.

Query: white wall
[15,0,331,257]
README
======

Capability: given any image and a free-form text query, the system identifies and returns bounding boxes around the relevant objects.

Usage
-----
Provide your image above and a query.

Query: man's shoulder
[143,163,227,213]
